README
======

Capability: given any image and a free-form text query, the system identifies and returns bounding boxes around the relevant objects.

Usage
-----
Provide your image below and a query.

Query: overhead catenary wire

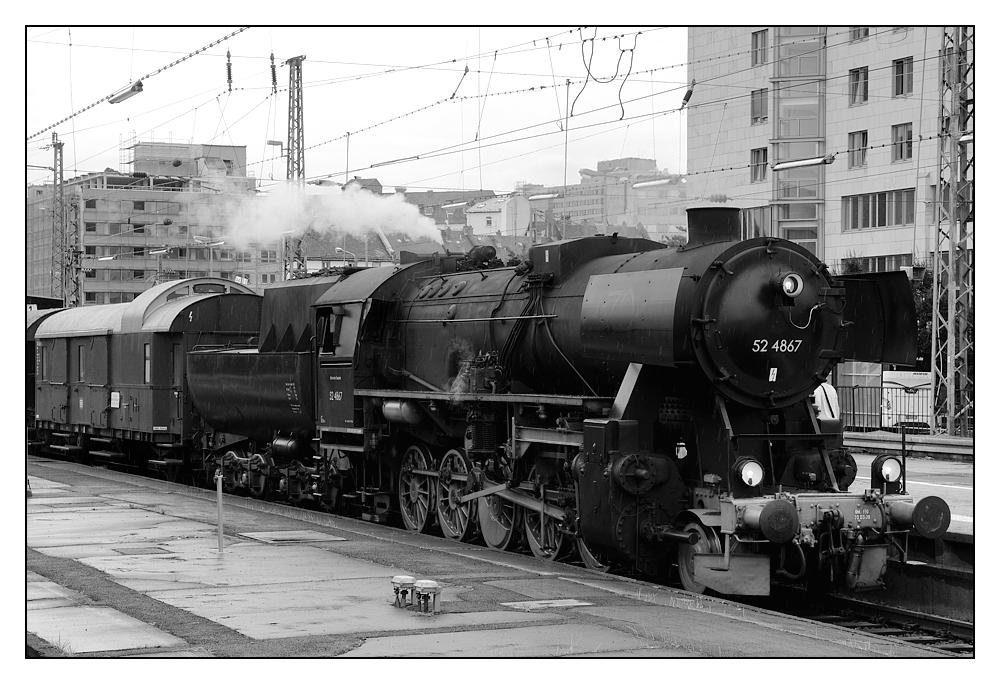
[28,27,250,142]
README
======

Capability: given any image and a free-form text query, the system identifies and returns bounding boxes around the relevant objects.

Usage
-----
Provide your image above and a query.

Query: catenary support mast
[931,27,974,436]
[284,55,306,279]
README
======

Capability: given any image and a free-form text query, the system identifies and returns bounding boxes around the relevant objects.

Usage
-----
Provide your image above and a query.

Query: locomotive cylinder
[271,436,312,459]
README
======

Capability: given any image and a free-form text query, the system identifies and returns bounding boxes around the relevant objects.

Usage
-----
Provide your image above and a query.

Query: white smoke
[191,182,443,249]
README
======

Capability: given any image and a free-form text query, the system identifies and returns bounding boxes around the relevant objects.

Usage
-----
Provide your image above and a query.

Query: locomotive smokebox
[686,207,741,248]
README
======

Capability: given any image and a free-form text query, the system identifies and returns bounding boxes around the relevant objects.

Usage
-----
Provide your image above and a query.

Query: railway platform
[27,455,965,659]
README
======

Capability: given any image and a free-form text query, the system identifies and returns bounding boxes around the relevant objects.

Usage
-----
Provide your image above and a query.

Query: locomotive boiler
[184,206,949,595]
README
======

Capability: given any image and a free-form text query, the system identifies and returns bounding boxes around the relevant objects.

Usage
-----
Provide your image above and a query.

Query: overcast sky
[26,26,690,194]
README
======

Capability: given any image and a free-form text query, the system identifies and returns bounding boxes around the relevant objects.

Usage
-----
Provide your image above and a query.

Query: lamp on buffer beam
[109,81,144,105]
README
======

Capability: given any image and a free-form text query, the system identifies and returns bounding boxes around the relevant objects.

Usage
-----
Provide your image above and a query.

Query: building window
[84,292,97,303]
[893,57,914,96]
[751,88,768,124]
[848,67,868,105]
[84,245,96,255]
[751,30,768,66]
[751,148,768,183]
[849,27,869,42]
[848,130,868,168]
[777,203,818,220]
[892,123,913,161]
[843,189,915,230]
[133,201,145,211]
[423,206,434,216]
[236,250,252,262]
[776,81,819,137]
[132,223,146,234]
[260,250,278,263]
[144,343,151,383]
[841,253,913,273]
[85,199,97,209]
[777,166,820,199]
[776,27,823,76]
[740,206,772,239]
[486,216,493,227]
[84,269,96,279]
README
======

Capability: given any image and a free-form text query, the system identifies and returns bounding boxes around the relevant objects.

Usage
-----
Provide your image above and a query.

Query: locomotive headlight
[877,455,903,483]
[778,272,805,299]
[734,457,765,487]
[871,454,904,494]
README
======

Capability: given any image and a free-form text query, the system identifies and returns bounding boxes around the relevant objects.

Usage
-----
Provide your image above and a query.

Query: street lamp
[335,246,356,264]
[109,80,144,104]
[771,154,836,172]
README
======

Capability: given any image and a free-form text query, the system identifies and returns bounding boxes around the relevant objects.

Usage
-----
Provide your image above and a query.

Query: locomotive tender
[32,207,950,595]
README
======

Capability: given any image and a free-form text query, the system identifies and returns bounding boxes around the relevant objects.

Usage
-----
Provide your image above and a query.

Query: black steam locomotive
[31,207,950,595]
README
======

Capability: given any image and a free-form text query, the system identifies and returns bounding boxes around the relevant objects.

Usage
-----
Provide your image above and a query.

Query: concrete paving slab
[26,477,71,489]
[84,538,404,592]
[125,648,214,657]
[568,648,701,657]
[32,543,182,561]
[501,599,595,610]
[487,577,613,599]
[340,623,697,657]
[27,581,83,610]
[27,487,76,495]
[27,581,81,603]
[27,508,215,548]
[28,605,187,654]
[239,530,347,543]
[27,496,114,507]
[575,605,933,657]
[26,570,48,582]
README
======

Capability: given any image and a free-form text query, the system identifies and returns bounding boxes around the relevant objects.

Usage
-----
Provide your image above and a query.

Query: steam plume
[191,183,442,248]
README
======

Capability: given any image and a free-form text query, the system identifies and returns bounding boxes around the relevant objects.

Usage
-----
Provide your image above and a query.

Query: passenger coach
[32,278,260,479]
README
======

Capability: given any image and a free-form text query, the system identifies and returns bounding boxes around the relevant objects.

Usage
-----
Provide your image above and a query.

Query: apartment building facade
[27,141,284,304]
[687,26,944,272]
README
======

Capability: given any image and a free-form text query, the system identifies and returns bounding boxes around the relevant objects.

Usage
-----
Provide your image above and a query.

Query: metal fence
[835,385,936,434]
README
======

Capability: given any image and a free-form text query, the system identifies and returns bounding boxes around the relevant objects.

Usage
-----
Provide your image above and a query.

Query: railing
[835,385,937,434]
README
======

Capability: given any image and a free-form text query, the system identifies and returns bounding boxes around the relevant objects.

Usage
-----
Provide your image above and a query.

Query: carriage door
[173,342,184,429]
[316,303,362,430]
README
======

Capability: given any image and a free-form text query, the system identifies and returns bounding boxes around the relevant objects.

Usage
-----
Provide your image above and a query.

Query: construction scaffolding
[931,26,974,436]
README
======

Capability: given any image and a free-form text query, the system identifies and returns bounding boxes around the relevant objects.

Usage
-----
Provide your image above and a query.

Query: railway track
[783,594,974,655]
[30,453,974,656]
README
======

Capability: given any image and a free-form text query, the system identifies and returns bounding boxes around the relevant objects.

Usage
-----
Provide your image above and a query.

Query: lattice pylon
[931,27,974,436]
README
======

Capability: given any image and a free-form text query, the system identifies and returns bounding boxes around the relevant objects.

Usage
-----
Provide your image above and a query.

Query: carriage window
[144,343,151,383]
[39,347,46,381]
[78,344,86,382]
[318,310,343,354]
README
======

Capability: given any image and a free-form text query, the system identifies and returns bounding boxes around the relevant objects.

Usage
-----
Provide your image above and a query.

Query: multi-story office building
[27,140,283,304]
[687,26,945,272]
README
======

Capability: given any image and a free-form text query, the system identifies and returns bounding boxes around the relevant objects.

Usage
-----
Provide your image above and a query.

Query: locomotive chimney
[685,207,741,248]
